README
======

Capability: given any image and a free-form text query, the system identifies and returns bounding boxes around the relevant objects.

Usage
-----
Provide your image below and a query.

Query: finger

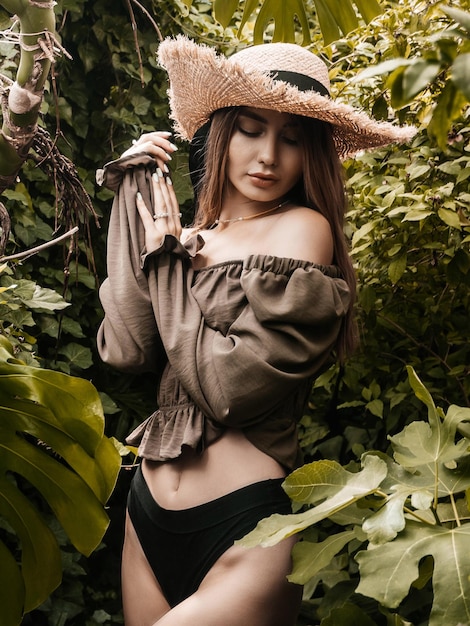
[162,175,182,237]
[151,171,182,237]
[132,132,178,157]
[136,189,170,253]
[122,132,178,163]
[135,192,155,231]
[121,143,172,165]
[151,170,169,220]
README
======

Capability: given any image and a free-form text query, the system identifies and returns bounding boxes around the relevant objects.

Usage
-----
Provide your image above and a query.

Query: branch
[0,226,78,261]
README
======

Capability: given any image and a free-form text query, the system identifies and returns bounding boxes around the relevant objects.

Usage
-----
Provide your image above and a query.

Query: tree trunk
[0,0,56,184]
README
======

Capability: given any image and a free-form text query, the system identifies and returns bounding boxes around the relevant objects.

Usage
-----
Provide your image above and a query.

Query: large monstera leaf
[0,336,121,625]
[210,0,383,44]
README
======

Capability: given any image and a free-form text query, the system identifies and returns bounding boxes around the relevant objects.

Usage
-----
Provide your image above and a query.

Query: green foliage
[0,262,71,365]
[293,2,470,622]
[300,0,470,466]
[0,0,468,624]
[353,3,470,149]
[209,0,383,44]
[0,335,121,624]
[0,3,193,622]
[241,367,470,625]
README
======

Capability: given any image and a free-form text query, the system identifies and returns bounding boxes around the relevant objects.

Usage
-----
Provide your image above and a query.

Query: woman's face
[225,107,303,206]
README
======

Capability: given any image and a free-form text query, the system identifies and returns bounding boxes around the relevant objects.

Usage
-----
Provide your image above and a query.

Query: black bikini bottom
[127,464,292,607]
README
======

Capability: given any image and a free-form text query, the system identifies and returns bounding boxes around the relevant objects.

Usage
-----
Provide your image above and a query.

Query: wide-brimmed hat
[157,36,416,159]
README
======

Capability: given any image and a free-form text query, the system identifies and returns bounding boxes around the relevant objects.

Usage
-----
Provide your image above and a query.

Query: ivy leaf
[57,342,94,370]
[237,455,387,548]
[356,521,470,626]
[21,285,70,312]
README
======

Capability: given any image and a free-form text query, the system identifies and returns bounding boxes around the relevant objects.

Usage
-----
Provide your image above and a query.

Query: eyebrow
[239,109,299,128]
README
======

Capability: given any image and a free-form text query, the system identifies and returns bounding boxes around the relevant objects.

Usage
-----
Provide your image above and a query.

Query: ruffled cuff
[96,152,156,191]
[140,233,204,269]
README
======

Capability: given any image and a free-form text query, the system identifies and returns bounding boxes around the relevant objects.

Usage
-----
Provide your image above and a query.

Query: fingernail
[166,177,173,186]
[166,154,172,161]
[136,191,142,200]
[169,143,178,151]
[156,167,164,178]
[152,172,160,183]
[161,131,172,136]
[163,163,170,173]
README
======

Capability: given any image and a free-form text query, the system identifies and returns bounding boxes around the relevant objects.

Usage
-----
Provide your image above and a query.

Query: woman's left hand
[136,169,182,253]
[121,131,177,169]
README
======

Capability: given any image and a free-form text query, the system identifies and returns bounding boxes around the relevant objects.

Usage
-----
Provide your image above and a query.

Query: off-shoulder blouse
[97,163,351,470]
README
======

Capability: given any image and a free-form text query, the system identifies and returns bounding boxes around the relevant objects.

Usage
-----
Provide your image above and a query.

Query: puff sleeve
[97,165,166,373]
[146,239,350,427]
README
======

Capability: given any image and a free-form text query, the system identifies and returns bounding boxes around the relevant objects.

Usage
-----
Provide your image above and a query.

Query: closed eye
[237,121,263,137]
[281,134,299,146]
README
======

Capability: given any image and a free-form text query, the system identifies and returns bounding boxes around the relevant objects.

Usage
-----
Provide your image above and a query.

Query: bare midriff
[141,429,286,510]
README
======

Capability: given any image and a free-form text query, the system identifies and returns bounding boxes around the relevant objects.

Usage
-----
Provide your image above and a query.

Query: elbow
[97,328,158,374]
[98,344,151,374]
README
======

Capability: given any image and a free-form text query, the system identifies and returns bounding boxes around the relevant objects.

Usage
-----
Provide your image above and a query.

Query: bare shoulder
[269,206,334,265]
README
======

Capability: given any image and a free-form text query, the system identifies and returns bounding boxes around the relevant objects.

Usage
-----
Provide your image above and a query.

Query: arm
[97,166,164,373]
[96,134,178,373]
[146,243,350,426]
[130,168,350,424]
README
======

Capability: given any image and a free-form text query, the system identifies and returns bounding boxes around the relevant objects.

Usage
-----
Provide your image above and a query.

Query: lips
[248,172,278,187]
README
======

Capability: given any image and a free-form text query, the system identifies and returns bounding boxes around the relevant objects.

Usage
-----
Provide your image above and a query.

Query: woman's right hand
[121,131,178,171]
[135,168,183,253]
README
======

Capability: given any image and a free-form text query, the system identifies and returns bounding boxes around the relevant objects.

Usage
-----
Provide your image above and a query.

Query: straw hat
[157,36,416,159]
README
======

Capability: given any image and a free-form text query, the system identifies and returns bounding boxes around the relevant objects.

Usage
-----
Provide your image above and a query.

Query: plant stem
[449,492,461,527]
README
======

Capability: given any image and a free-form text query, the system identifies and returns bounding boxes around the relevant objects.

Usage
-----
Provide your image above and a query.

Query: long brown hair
[194,107,357,359]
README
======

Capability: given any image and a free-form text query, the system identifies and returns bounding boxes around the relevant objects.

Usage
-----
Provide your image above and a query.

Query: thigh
[121,513,171,626]
[153,535,302,626]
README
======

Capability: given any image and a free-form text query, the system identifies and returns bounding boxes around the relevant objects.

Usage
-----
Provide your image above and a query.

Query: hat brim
[158,36,417,159]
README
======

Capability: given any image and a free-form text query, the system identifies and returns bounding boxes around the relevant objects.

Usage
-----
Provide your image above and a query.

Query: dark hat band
[268,70,330,97]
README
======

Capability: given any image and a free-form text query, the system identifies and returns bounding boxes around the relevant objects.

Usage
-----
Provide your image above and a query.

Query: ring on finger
[153,211,183,220]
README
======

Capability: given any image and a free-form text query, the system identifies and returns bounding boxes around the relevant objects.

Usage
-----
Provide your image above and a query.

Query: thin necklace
[213,200,290,226]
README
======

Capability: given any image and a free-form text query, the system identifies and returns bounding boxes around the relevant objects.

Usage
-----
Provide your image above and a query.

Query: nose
[257,133,277,166]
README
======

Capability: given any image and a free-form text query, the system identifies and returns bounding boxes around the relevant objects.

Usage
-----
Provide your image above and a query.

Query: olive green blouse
[97,161,351,470]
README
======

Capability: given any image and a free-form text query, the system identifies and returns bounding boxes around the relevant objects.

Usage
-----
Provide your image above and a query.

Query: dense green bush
[0,0,468,623]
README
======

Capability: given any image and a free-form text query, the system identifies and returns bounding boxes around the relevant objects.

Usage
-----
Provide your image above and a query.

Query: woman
[97,37,415,625]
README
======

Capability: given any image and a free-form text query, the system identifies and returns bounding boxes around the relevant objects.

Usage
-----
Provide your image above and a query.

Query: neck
[214,199,290,227]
